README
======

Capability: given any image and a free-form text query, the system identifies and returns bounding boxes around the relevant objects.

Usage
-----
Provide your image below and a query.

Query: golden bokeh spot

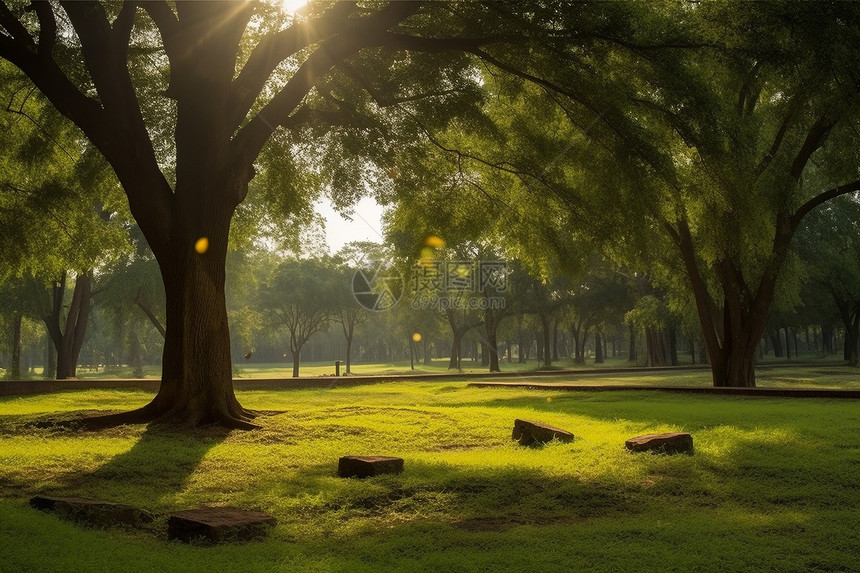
[425,235,445,248]
[456,264,471,277]
[546,397,552,403]
[412,332,422,343]
[194,237,209,254]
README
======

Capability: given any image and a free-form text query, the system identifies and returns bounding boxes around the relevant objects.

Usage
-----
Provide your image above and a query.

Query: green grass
[0,370,858,572]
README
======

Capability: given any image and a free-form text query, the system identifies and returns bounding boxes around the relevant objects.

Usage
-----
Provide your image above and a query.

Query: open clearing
[0,369,858,572]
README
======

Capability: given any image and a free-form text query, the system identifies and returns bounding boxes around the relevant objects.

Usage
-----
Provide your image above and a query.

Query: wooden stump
[167,507,276,544]
[29,496,153,529]
[338,456,404,478]
[512,419,575,446]
[625,432,694,455]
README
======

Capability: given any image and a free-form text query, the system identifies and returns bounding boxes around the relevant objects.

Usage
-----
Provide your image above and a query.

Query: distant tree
[794,196,860,364]
[1,61,130,379]
[262,258,338,377]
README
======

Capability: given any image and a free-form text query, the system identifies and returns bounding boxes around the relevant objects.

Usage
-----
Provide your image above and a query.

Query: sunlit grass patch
[0,374,858,572]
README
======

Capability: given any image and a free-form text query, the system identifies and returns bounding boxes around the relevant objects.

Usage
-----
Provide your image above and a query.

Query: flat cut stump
[338,455,404,478]
[512,419,575,446]
[167,507,276,545]
[625,432,694,455]
[30,496,153,528]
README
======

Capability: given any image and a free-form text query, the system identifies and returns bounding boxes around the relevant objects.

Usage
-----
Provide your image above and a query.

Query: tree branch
[112,0,137,60]
[28,0,57,58]
[140,1,178,53]
[0,2,34,45]
[790,111,838,179]
[790,179,860,231]
[228,2,359,130]
[229,2,422,180]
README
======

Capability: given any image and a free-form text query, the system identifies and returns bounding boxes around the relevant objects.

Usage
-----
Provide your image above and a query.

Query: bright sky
[279,0,308,14]
[314,196,386,254]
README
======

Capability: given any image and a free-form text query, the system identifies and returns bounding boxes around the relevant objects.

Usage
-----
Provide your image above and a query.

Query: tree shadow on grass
[23,421,231,515]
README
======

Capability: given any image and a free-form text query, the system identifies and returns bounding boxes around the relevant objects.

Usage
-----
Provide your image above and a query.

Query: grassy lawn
[0,372,858,572]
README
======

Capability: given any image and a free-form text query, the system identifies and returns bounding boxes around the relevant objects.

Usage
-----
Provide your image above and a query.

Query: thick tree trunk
[144,231,253,425]
[594,331,604,364]
[645,328,669,367]
[708,328,760,387]
[87,206,257,429]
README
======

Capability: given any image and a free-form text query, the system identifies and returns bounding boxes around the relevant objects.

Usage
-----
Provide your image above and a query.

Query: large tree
[0,1,509,426]
[394,2,860,387]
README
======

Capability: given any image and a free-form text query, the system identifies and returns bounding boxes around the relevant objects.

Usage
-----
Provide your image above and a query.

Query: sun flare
[280,0,308,15]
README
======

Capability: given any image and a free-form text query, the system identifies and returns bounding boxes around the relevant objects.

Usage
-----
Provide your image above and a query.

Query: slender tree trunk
[628,324,636,362]
[518,327,527,364]
[668,328,678,366]
[44,271,93,380]
[448,332,461,370]
[574,327,588,365]
[10,311,22,379]
[486,314,501,373]
[135,296,166,338]
[535,331,544,366]
[843,304,860,366]
[768,327,784,357]
[291,347,301,378]
[44,335,55,379]
[423,339,431,365]
[822,324,834,354]
[594,331,604,364]
[540,314,552,367]
[345,328,353,374]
